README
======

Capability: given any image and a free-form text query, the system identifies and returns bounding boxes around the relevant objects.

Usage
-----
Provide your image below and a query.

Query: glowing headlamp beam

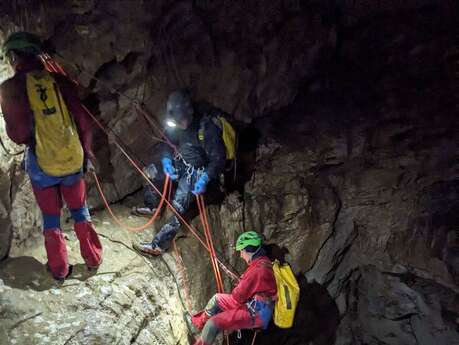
[166,120,177,128]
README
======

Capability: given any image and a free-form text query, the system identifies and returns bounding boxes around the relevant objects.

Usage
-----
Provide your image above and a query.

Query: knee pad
[43,214,60,230]
[70,207,91,223]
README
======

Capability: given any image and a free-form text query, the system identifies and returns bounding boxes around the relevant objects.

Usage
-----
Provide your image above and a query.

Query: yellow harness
[26,71,84,176]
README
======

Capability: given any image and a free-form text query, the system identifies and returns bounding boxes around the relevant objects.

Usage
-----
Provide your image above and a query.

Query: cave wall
[0,1,458,345]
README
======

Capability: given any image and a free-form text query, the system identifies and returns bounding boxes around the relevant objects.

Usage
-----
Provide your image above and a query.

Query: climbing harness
[173,150,205,186]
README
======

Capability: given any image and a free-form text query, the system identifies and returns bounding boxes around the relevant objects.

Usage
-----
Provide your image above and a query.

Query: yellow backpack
[207,115,236,160]
[26,71,84,176]
[272,260,300,328]
[197,103,236,161]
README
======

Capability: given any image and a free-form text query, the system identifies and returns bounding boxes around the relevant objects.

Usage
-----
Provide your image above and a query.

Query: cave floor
[0,203,190,345]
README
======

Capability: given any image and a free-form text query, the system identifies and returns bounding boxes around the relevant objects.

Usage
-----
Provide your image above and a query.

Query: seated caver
[190,231,277,345]
[133,89,226,256]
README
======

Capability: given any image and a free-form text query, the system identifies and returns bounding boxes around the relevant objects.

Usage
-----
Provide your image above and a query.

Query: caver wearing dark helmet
[133,89,226,256]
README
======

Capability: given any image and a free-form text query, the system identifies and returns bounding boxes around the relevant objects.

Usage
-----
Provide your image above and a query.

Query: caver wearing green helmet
[0,31,104,282]
[189,229,275,345]
[2,31,42,57]
[235,231,263,251]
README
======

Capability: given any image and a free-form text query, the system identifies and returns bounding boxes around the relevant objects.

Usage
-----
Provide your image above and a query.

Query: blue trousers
[143,163,199,250]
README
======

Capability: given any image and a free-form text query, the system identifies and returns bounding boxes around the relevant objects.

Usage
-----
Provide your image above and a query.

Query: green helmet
[2,32,42,56]
[235,231,263,251]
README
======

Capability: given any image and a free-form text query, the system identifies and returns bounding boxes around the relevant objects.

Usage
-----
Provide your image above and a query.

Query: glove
[192,172,209,195]
[161,157,178,180]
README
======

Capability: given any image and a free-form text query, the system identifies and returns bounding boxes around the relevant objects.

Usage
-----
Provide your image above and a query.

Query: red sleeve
[0,76,33,145]
[231,258,277,304]
[54,74,95,160]
[231,270,253,304]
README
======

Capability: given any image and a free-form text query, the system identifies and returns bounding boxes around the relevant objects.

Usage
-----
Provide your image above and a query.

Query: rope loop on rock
[92,171,169,232]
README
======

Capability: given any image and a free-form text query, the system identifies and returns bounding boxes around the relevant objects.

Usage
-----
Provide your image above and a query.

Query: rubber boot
[192,310,210,331]
[44,229,69,280]
[74,221,103,269]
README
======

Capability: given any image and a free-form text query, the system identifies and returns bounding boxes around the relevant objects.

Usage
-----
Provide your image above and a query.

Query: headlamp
[166,119,177,128]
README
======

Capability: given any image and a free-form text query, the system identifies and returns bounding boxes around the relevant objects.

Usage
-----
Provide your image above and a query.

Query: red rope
[197,195,225,293]
[92,172,169,232]
[167,178,173,202]
[197,196,220,291]
[198,196,231,345]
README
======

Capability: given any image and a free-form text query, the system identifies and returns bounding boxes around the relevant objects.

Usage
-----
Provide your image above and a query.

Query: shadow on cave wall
[224,123,261,195]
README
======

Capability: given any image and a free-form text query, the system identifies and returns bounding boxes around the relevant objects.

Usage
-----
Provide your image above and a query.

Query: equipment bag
[197,105,236,161]
[26,70,84,176]
[272,260,300,328]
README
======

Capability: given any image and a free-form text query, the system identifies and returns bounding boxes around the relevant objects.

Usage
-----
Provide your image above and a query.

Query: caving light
[166,119,177,128]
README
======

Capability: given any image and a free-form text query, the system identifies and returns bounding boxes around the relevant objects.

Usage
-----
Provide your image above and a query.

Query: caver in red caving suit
[192,251,277,345]
[0,53,102,280]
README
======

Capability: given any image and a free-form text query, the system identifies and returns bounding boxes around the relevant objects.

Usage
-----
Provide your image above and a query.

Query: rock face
[0,1,458,345]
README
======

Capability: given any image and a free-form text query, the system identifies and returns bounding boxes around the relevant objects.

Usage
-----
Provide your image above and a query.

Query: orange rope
[167,178,173,201]
[197,196,221,291]
[92,172,169,232]
[197,195,225,293]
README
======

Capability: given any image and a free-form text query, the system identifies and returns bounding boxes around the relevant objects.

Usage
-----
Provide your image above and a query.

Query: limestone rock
[0,207,190,345]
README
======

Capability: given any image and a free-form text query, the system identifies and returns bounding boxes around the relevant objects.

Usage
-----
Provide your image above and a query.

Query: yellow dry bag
[218,115,236,160]
[199,114,236,161]
[272,260,300,328]
[26,71,84,176]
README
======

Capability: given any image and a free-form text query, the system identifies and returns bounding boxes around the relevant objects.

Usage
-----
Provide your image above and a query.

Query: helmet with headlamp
[165,89,194,128]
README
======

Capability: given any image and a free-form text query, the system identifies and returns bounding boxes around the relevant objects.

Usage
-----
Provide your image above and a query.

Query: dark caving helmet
[165,89,194,128]
[2,31,42,57]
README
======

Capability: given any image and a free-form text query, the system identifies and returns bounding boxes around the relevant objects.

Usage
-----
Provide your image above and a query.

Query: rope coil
[92,171,169,232]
